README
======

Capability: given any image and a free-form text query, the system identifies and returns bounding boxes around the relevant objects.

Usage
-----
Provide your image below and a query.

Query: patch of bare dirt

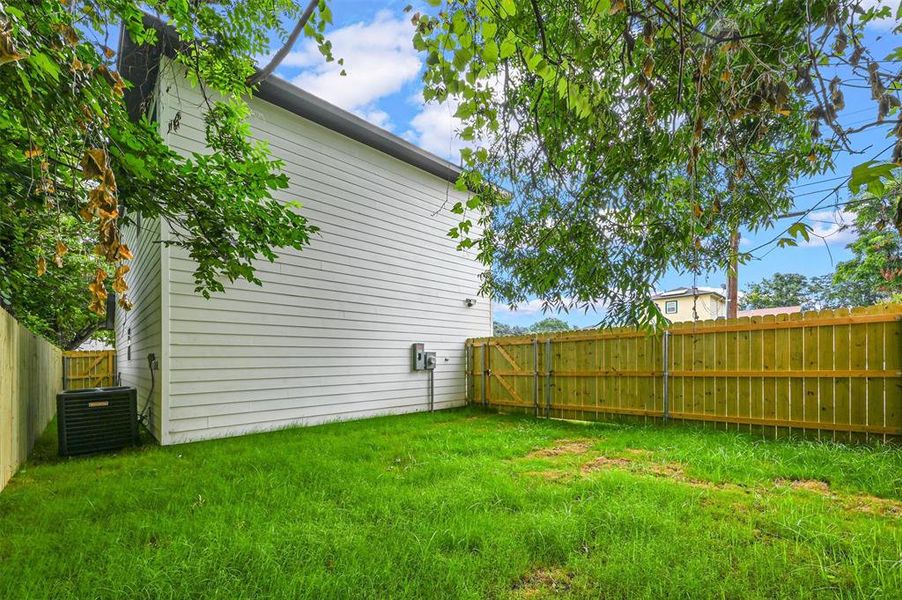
[527,439,595,458]
[777,478,831,494]
[580,456,634,474]
[511,566,573,598]
[774,479,901,518]
[844,495,902,518]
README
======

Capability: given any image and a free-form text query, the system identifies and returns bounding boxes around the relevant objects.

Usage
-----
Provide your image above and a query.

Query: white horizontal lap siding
[114,216,162,439]
[158,65,490,443]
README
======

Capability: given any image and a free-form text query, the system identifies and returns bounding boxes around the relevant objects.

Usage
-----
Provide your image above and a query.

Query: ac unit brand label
[88,401,110,408]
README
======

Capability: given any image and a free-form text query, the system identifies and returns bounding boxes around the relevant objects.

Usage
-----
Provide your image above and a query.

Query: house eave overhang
[117,13,463,184]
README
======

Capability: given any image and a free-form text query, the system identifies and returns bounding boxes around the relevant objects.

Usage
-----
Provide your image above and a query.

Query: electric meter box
[424,352,437,370]
[411,343,425,371]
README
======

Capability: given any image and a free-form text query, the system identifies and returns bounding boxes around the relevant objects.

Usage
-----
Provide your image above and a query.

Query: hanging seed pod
[868,62,884,100]
[642,20,655,46]
[795,63,813,94]
[829,76,845,111]
[693,115,703,140]
[833,30,847,55]
[699,49,713,76]
[850,45,864,66]
[642,55,654,78]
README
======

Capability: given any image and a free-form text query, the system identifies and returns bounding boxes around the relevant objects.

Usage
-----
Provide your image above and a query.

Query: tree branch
[246,0,319,87]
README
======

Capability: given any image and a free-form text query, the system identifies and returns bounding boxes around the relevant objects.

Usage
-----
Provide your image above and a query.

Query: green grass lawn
[1,408,900,599]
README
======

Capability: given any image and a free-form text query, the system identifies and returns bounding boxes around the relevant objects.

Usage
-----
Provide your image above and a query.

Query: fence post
[545,338,553,418]
[482,342,488,407]
[532,337,539,417]
[662,330,671,421]
[464,342,470,404]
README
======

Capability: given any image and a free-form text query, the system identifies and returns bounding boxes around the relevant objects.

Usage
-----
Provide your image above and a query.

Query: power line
[773,198,860,220]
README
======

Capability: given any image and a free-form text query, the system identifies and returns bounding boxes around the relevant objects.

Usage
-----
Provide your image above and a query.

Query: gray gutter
[256,76,461,183]
[118,13,463,184]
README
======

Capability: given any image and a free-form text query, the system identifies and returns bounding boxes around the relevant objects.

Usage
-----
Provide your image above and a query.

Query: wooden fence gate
[63,350,116,390]
[467,304,901,442]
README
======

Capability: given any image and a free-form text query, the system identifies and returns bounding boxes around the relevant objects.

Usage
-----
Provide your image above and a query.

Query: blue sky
[270,1,899,328]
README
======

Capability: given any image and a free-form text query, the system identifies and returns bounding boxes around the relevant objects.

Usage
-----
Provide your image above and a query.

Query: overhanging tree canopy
[1,0,333,342]
[415,0,902,326]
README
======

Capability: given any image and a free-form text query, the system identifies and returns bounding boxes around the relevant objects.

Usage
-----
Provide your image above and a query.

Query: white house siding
[114,215,162,439]
[157,67,491,443]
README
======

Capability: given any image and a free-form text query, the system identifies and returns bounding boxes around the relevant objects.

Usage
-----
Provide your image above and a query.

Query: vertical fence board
[817,309,836,440]
[787,312,804,438]
[774,313,790,438]
[885,314,901,439]
[833,308,852,443]
[848,308,869,441]
[866,305,886,443]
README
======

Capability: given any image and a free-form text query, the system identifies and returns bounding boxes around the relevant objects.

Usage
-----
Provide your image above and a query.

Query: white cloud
[354,107,392,130]
[493,297,598,318]
[403,95,468,161]
[859,0,900,29]
[277,10,420,128]
[493,299,552,318]
[803,209,857,247]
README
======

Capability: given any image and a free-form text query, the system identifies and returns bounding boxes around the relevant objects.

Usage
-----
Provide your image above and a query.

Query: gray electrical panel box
[424,352,436,370]
[411,343,425,371]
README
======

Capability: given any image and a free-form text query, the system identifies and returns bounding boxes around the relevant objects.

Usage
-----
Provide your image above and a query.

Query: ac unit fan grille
[57,387,138,456]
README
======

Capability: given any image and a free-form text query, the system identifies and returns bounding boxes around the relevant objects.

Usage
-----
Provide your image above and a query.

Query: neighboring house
[652,287,727,322]
[737,306,802,318]
[114,18,491,445]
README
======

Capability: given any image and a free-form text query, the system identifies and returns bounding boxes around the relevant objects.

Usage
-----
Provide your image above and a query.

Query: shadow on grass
[27,417,159,467]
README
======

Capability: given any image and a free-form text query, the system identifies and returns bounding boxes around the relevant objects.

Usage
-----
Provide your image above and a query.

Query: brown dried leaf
[118,294,133,310]
[0,27,26,66]
[36,256,47,277]
[81,149,107,180]
[116,244,134,260]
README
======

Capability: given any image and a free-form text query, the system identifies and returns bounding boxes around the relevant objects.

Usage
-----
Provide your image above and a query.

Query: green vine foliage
[415,0,902,327]
[1,0,332,344]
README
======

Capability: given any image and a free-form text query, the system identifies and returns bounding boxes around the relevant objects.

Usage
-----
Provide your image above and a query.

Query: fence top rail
[467,303,901,346]
[63,350,115,357]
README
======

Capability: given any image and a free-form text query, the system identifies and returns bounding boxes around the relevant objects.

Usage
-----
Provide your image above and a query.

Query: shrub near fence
[467,304,902,442]
[0,309,62,492]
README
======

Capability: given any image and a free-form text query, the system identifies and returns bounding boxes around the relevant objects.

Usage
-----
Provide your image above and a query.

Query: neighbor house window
[665,300,678,314]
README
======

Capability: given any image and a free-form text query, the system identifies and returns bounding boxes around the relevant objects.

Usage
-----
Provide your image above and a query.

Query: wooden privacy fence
[63,350,116,390]
[1,309,62,492]
[467,304,902,442]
